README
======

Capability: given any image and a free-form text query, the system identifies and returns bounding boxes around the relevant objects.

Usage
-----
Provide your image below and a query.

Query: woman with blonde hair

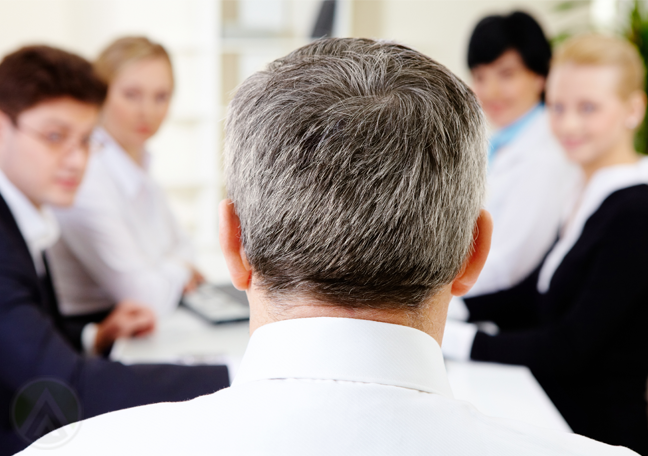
[50,37,204,353]
[444,34,648,452]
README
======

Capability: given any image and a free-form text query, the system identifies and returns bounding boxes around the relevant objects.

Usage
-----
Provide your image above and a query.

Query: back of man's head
[226,38,486,310]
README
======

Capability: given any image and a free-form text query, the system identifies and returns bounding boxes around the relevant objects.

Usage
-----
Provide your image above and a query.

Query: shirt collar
[93,127,151,198]
[0,168,60,269]
[233,317,454,398]
[488,103,544,162]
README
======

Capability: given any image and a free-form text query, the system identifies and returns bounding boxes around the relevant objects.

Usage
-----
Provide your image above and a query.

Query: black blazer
[465,184,648,454]
[0,193,229,455]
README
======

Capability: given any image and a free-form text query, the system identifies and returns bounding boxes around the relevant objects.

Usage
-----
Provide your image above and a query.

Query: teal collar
[488,103,543,163]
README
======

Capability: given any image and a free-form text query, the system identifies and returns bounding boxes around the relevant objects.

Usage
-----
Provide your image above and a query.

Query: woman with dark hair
[459,11,577,299]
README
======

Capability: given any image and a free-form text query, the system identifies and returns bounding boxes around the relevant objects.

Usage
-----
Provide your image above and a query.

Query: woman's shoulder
[602,184,648,209]
[593,184,648,230]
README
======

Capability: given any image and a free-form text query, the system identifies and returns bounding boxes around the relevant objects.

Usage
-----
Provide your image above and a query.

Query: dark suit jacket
[465,185,648,455]
[0,193,229,455]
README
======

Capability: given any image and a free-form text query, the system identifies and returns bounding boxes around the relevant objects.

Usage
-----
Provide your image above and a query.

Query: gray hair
[225,38,486,310]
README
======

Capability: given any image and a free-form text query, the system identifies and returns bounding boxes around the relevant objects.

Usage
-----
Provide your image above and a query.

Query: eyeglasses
[15,122,92,154]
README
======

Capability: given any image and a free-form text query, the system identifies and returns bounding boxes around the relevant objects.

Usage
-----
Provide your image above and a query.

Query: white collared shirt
[23,317,634,455]
[466,109,578,297]
[49,128,193,317]
[0,169,60,276]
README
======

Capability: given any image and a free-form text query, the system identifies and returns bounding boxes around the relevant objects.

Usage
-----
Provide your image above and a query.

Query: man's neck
[0,167,60,275]
[0,166,41,209]
[247,287,451,346]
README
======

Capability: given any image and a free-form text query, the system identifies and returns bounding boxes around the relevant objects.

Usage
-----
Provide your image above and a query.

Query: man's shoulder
[22,381,637,455]
[388,390,634,455]
[0,200,35,282]
[19,391,223,455]
[448,400,635,455]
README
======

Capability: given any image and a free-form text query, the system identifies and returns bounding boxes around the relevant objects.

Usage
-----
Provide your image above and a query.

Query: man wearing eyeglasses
[0,45,229,456]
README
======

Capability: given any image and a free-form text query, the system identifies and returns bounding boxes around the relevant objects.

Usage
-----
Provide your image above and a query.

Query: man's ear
[450,209,493,296]
[219,199,252,291]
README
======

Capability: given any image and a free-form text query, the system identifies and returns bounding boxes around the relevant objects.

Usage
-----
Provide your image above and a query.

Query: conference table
[111,290,571,434]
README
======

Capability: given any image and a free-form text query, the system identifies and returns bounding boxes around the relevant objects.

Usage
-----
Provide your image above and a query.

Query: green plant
[551,1,592,47]
[625,0,648,154]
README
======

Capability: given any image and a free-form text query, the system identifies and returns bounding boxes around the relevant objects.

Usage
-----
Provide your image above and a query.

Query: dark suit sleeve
[464,267,541,331]
[56,309,112,354]
[469,205,648,375]
[0,254,229,453]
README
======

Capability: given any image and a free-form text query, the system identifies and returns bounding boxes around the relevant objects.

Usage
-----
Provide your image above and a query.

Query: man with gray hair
[23,38,633,455]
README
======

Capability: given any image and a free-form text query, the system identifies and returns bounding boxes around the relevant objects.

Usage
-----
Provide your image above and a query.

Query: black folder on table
[181,283,249,324]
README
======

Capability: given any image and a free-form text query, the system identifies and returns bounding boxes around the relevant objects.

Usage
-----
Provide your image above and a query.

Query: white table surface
[111,306,571,433]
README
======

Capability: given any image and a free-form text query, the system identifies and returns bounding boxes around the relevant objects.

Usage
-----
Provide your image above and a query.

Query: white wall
[0,0,591,278]
[358,0,590,83]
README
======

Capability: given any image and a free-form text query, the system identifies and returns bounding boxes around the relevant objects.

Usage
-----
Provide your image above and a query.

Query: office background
[0,0,615,279]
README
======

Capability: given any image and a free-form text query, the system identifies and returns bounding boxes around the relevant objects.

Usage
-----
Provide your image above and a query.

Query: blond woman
[50,37,203,353]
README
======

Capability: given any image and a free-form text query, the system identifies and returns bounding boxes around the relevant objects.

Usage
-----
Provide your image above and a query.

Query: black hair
[467,11,551,77]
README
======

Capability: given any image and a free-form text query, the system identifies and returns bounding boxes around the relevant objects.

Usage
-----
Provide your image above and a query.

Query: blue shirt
[489,104,544,163]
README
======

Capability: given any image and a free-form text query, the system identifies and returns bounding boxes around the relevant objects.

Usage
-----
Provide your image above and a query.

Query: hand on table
[183,265,206,294]
[94,300,157,354]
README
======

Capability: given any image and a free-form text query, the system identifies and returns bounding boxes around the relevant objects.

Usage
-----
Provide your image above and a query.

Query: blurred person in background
[461,11,577,300]
[0,44,228,456]
[50,37,205,354]
[444,34,648,454]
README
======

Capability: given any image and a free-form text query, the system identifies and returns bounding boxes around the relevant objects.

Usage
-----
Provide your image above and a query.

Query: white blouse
[49,128,194,317]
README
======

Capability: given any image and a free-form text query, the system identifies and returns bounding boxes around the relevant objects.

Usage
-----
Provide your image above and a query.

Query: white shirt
[0,169,60,276]
[49,128,193,318]
[466,110,577,297]
[23,317,635,455]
